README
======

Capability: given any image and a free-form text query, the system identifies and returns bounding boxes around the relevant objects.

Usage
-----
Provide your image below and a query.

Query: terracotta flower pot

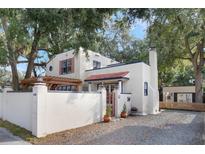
[121,112,127,118]
[103,115,111,122]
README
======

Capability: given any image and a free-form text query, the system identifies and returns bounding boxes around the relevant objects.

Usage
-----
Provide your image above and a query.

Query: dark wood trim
[85,77,129,82]
[174,93,177,102]
[85,61,147,72]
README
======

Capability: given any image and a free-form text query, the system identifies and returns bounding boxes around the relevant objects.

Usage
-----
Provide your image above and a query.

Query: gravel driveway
[32,110,205,145]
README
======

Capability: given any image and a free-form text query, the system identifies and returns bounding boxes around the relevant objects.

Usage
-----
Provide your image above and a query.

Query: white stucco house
[31,47,158,116]
[0,47,160,137]
[21,47,159,117]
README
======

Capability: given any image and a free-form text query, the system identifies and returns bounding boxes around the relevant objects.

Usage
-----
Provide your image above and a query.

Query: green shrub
[106,104,112,116]
[122,103,127,113]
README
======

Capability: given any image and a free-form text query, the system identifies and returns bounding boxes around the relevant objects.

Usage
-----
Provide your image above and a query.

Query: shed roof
[85,71,129,82]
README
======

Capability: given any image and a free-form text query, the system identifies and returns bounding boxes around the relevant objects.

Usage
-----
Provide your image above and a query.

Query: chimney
[149,48,159,114]
[149,48,158,90]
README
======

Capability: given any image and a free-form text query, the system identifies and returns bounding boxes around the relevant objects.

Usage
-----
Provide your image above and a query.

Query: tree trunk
[25,52,36,79]
[187,38,204,104]
[194,67,203,103]
[9,61,20,91]
[194,40,205,103]
[25,30,40,79]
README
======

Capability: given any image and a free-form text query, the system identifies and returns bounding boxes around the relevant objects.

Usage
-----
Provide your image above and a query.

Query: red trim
[85,71,129,81]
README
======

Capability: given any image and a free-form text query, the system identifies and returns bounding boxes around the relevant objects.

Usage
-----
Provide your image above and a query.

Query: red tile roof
[85,71,129,81]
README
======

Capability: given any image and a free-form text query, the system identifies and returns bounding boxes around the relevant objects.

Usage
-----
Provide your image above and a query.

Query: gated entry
[105,84,116,116]
[106,92,115,116]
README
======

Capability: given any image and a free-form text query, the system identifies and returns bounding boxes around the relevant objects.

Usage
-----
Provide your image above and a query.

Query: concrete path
[0,127,30,145]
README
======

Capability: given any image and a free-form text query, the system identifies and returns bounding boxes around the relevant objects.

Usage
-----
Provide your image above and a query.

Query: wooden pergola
[21,76,82,91]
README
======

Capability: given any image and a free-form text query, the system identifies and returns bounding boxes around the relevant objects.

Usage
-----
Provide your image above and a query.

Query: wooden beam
[46,81,80,86]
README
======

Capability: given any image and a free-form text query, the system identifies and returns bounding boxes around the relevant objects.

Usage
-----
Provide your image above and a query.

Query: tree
[127,8,205,103]
[0,9,28,90]
[24,9,115,78]
[0,8,115,90]
[89,11,149,63]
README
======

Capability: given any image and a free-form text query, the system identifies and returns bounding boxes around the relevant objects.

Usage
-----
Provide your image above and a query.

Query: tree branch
[17,61,46,66]
[33,62,47,67]
[176,57,192,60]
[184,36,193,58]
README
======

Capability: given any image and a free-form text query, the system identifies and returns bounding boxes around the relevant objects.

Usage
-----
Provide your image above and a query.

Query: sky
[17,50,49,74]
[16,21,147,75]
[129,19,147,39]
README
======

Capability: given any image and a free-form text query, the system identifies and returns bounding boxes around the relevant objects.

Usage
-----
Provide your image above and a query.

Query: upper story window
[59,58,74,75]
[93,60,101,69]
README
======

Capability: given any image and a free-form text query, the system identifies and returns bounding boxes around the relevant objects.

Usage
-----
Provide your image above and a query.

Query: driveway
[32,110,205,145]
[0,128,30,145]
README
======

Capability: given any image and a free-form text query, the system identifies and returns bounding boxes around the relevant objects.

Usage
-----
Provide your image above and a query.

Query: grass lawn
[0,119,37,143]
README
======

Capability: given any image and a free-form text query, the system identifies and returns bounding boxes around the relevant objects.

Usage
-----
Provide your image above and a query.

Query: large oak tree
[127,8,205,103]
[0,8,115,90]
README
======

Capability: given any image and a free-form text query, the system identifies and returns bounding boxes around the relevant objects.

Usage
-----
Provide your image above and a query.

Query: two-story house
[21,48,159,116]
[46,48,118,92]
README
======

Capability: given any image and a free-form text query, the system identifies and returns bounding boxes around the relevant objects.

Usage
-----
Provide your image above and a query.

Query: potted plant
[121,103,128,118]
[103,105,112,122]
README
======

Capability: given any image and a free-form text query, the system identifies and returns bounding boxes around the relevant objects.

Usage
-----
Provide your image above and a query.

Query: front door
[106,84,116,116]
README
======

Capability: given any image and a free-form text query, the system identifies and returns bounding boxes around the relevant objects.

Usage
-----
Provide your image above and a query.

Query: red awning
[85,71,129,81]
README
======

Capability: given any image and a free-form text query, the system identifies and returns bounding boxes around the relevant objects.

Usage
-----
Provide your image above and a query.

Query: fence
[45,91,103,134]
[160,101,205,112]
[0,83,106,137]
[2,92,33,131]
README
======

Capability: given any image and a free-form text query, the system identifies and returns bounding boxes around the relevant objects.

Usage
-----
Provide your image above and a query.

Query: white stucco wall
[0,84,106,137]
[2,92,33,131]
[142,64,151,114]
[85,62,151,114]
[46,49,80,79]
[148,49,159,114]
[45,91,102,134]
[115,93,131,117]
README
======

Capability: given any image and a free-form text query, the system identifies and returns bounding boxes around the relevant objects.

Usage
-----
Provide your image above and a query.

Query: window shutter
[71,57,74,73]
